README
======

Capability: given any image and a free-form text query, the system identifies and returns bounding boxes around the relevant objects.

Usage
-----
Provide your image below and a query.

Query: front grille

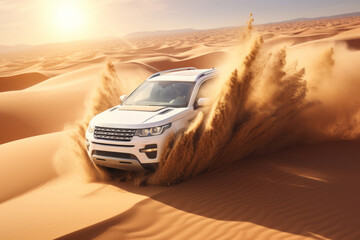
[93,150,138,160]
[94,126,136,141]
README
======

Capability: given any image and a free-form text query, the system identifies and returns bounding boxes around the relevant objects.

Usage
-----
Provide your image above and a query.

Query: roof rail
[147,67,197,79]
[194,68,217,81]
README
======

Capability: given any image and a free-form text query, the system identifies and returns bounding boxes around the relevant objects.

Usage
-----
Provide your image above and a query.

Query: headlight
[135,123,171,137]
[87,124,95,133]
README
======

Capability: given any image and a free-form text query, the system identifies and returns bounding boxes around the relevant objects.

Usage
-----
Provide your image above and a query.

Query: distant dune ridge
[1,14,360,240]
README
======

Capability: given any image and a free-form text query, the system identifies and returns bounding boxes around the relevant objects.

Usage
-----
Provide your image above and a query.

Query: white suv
[85,67,217,171]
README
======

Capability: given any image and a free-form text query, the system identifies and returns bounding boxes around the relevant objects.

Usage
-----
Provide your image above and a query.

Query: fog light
[139,144,157,159]
[139,148,157,153]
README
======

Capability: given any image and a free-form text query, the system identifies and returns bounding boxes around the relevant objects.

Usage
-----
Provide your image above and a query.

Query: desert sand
[1,16,360,239]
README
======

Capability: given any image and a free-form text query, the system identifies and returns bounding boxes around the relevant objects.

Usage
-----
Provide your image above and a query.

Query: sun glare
[55,3,83,32]
[44,0,93,41]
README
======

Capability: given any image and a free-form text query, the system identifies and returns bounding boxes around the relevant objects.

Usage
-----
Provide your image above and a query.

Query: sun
[42,0,95,42]
[55,3,84,33]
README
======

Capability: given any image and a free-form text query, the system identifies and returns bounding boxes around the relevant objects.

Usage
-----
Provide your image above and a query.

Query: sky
[0,0,359,45]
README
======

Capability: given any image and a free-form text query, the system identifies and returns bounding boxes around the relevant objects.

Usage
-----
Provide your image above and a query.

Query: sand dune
[0,15,360,240]
[137,51,226,70]
[0,132,63,203]
[0,72,49,92]
[0,176,164,240]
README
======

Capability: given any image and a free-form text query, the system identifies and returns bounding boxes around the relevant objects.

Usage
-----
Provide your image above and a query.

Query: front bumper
[85,130,171,171]
[92,153,149,171]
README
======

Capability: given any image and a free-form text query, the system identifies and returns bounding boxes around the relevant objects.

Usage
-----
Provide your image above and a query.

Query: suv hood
[91,105,191,128]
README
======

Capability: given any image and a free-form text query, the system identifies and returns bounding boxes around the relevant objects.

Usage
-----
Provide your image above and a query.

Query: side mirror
[120,95,127,103]
[197,98,212,108]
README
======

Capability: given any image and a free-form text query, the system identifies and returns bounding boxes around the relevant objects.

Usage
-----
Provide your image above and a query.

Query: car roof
[147,68,216,82]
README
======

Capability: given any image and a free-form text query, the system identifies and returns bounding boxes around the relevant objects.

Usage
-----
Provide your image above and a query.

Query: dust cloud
[53,61,125,181]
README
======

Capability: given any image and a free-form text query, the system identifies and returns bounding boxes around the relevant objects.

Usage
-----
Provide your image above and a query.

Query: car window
[123,81,195,108]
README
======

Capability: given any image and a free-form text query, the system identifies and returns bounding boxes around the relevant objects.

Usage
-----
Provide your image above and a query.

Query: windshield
[123,81,195,108]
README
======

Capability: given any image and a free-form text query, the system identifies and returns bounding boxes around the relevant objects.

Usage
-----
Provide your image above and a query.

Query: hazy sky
[0,0,359,45]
